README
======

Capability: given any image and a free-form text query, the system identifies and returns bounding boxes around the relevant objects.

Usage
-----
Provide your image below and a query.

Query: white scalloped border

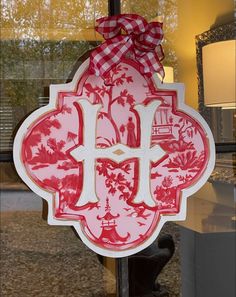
[13,58,215,257]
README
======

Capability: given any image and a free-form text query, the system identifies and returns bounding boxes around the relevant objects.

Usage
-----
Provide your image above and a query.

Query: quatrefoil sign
[14,58,215,257]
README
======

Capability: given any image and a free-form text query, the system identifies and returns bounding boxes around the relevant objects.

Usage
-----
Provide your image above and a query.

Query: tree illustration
[67,131,77,145]
[96,159,134,201]
[84,64,135,145]
[25,133,41,160]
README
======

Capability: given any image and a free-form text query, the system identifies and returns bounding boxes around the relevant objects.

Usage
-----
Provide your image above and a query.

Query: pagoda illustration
[152,100,174,140]
[97,198,130,243]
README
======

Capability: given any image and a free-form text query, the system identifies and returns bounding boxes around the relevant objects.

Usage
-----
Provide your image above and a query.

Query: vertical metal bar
[108,2,129,296]
[108,0,121,16]
[116,257,129,297]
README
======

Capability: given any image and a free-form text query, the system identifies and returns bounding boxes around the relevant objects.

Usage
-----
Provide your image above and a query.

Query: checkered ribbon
[89,14,165,80]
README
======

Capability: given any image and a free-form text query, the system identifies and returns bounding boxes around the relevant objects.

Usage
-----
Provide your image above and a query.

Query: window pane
[0,0,107,152]
[1,2,235,297]
[1,2,116,296]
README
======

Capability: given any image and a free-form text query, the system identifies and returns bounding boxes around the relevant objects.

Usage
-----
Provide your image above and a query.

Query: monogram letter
[70,99,165,207]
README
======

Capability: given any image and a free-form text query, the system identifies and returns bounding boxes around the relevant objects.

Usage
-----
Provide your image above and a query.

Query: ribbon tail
[135,49,165,80]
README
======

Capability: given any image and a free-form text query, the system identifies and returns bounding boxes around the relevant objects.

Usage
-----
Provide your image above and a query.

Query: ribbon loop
[89,14,165,80]
[96,14,148,39]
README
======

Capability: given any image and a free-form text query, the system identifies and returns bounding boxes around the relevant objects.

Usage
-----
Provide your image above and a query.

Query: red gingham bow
[89,14,165,80]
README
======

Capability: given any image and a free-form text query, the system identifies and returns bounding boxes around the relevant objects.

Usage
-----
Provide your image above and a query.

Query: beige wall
[174,0,234,109]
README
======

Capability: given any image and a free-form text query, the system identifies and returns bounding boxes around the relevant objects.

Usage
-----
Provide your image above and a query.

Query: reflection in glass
[0,0,108,152]
[121,0,178,77]
[1,2,117,296]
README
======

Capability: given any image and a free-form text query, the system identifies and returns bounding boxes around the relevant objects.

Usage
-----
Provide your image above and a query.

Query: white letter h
[70,99,165,208]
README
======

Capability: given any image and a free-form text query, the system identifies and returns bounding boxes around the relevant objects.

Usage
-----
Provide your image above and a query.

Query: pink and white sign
[14,58,215,257]
[14,14,215,257]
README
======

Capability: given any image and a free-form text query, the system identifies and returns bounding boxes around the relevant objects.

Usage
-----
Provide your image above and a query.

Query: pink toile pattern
[14,58,214,257]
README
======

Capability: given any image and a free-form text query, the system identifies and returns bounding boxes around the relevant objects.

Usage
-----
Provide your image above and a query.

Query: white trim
[13,58,215,258]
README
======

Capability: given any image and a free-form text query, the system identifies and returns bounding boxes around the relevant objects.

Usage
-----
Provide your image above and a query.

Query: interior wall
[174,0,234,109]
